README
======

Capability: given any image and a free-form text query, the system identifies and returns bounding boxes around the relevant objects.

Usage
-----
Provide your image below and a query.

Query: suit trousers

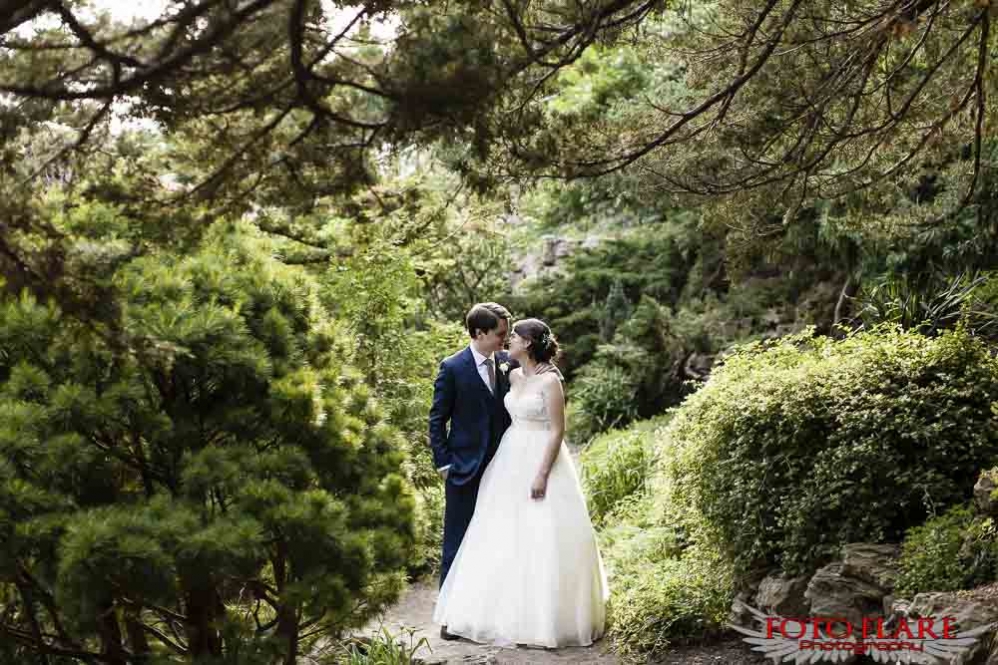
[440,466,484,588]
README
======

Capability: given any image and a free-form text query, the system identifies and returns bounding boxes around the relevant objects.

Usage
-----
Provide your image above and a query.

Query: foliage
[579,416,666,527]
[0,220,417,663]
[324,624,430,665]
[510,224,699,377]
[858,270,998,340]
[896,504,998,597]
[322,240,466,577]
[579,415,731,657]
[416,223,514,323]
[568,365,640,444]
[605,543,733,657]
[666,326,998,576]
[549,45,650,121]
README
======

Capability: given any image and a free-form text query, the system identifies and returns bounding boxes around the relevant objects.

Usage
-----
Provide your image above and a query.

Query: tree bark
[273,545,299,665]
[124,607,151,664]
[184,581,223,658]
[96,600,128,665]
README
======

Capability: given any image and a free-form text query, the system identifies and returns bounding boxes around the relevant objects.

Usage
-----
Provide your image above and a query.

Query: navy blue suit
[429,346,514,586]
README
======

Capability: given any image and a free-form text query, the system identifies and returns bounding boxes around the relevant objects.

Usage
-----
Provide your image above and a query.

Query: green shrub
[896,504,998,596]
[581,416,729,656]
[580,416,668,526]
[323,245,466,579]
[605,538,733,656]
[409,484,444,578]
[667,326,998,576]
[569,365,640,443]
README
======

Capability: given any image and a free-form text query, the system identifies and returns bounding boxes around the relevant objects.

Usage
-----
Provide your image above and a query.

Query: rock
[806,562,887,627]
[541,236,577,266]
[683,353,715,381]
[841,543,900,590]
[975,469,998,517]
[728,570,766,626]
[729,589,756,627]
[805,544,899,627]
[728,573,765,626]
[510,234,593,293]
[755,573,811,617]
[901,584,998,664]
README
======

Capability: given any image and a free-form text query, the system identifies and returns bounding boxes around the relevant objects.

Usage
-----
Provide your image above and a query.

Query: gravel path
[357,579,771,665]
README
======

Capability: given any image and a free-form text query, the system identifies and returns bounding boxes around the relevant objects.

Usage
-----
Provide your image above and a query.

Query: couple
[429,302,609,648]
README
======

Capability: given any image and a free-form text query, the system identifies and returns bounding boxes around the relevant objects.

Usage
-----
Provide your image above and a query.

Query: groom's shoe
[440,626,459,641]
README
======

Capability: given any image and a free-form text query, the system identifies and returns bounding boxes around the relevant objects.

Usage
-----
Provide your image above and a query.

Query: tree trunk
[273,546,299,665]
[96,600,128,665]
[184,581,223,658]
[124,607,151,664]
[834,273,857,328]
[15,578,50,665]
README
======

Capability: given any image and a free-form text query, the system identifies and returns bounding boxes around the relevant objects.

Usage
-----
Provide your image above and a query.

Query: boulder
[728,574,765,626]
[893,583,998,664]
[841,543,900,590]
[805,544,900,627]
[975,469,998,517]
[755,573,811,617]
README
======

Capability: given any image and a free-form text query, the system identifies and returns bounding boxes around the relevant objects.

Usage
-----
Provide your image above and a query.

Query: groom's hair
[466,302,511,338]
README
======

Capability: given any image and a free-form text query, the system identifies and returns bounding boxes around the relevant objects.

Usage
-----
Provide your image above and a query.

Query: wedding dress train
[432,373,609,648]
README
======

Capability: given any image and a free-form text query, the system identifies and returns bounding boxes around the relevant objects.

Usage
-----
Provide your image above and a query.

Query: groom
[429,303,513,597]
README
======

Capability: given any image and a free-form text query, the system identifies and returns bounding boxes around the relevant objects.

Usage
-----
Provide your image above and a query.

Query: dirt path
[358,579,770,665]
[359,579,618,664]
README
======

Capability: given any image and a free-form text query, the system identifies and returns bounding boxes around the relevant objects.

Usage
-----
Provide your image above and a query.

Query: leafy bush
[409,484,444,578]
[580,416,667,526]
[323,244,467,577]
[858,271,998,340]
[667,326,998,576]
[509,226,698,377]
[896,504,998,596]
[605,543,733,657]
[568,365,639,443]
[579,415,730,657]
[598,479,732,655]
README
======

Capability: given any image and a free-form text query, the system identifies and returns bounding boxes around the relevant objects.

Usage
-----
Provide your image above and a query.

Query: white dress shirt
[469,344,497,394]
[439,345,496,475]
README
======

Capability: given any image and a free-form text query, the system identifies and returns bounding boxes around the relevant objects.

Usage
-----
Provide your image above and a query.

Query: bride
[432,318,609,648]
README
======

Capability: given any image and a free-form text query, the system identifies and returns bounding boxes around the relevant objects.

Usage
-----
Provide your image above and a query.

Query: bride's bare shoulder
[509,367,524,383]
[538,371,564,393]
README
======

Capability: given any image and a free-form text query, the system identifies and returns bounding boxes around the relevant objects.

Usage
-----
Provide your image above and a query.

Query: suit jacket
[428,346,516,486]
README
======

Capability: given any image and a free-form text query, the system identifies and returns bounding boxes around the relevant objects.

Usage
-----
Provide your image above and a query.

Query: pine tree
[599,278,633,342]
[0,220,416,663]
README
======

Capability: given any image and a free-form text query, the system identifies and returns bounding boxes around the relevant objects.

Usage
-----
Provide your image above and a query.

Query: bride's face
[507,330,530,361]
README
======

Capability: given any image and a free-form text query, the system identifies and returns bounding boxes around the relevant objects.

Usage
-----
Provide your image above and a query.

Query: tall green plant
[858,271,998,339]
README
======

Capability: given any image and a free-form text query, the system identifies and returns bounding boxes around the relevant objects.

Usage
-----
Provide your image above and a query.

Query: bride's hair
[512,318,560,363]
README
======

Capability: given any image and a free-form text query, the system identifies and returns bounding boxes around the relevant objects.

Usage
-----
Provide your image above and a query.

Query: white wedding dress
[432,372,609,648]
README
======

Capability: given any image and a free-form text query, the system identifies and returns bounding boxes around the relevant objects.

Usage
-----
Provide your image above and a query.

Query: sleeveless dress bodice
[504,377,552,430]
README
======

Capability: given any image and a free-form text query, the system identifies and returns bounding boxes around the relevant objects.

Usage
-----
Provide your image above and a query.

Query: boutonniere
[499,362,510,374]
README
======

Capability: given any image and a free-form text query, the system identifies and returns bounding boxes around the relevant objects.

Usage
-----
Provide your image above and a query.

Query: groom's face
[478,318,509,354]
